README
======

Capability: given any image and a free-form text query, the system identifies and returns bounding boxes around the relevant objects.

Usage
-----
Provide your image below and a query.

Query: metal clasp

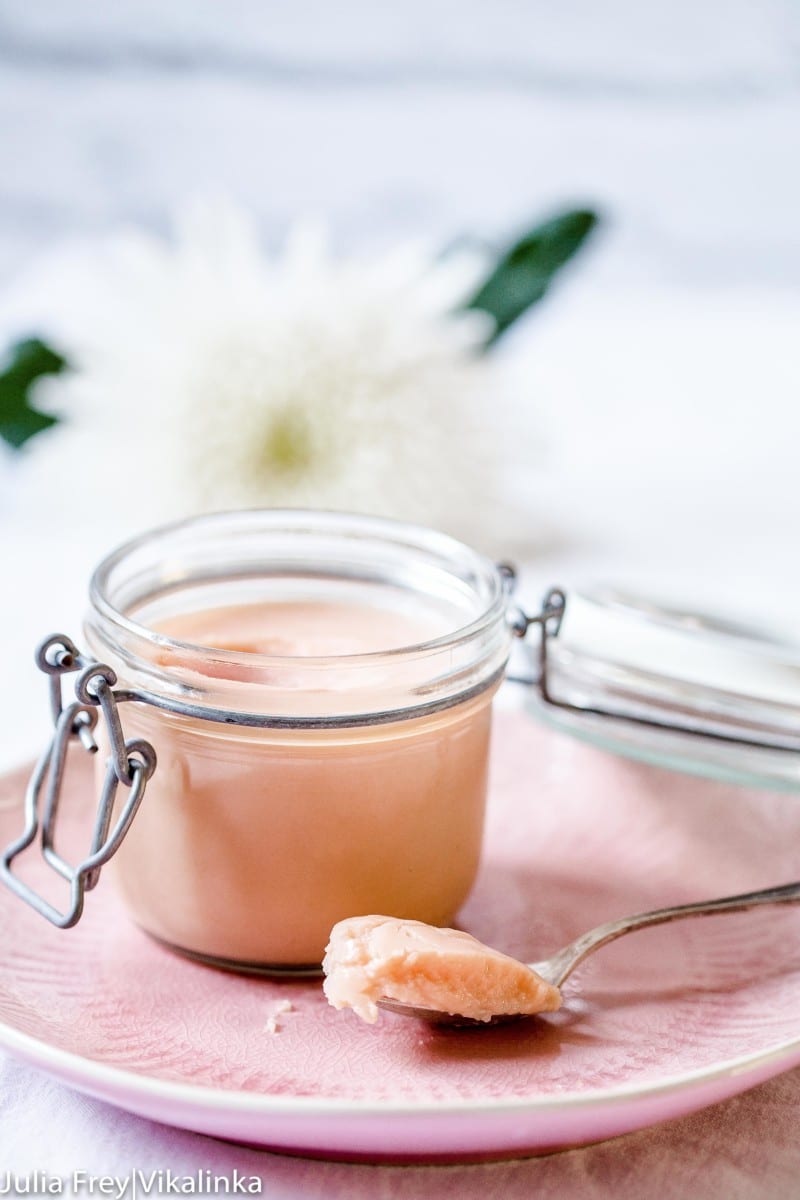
[505,585,566,691]
[0,634,156,928]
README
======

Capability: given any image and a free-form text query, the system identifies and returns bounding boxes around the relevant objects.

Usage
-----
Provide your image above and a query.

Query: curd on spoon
[322,914,562,1024]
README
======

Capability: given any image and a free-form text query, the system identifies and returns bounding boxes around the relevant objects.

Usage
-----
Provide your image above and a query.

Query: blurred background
[1,0,800,766]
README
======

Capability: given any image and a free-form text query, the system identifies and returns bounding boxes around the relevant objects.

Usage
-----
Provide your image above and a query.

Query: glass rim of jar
[83,509,514,727]
[88,508,510,668]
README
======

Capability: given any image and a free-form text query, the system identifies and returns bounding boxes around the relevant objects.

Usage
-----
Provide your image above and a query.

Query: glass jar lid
[520,589,800,791]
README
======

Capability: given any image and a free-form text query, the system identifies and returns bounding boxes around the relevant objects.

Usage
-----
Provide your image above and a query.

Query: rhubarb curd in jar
[83,511,512,971]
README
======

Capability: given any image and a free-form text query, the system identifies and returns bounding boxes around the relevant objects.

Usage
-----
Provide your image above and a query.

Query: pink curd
[106,600,497,968]
[323,915,562,1023]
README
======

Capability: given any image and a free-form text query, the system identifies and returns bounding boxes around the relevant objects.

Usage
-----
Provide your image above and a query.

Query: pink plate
[2,711,800,1163]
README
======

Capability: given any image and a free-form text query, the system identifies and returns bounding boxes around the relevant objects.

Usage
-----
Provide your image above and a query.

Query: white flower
[15,201,539,552]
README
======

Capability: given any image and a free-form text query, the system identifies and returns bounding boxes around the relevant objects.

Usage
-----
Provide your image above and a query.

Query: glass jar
[80,511,511,971]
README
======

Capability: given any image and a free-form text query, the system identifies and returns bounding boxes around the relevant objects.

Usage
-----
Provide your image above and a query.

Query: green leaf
[0,337,69,450]
[465,208,599,347]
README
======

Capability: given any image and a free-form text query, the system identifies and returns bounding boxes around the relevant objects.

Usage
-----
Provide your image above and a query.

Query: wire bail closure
[0,634,157,928]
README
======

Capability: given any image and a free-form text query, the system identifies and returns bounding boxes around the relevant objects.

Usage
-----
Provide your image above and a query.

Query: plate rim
[2,1007,800,1120]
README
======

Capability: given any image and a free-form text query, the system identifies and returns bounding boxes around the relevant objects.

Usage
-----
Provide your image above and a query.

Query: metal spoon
[377,879,800,1026]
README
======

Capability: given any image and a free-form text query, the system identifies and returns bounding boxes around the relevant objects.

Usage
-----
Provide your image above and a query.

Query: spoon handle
[534,880,800,988]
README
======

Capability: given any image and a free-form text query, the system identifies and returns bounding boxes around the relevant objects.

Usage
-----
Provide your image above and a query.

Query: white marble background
[1,1,800,286]
[1,1,800,767]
